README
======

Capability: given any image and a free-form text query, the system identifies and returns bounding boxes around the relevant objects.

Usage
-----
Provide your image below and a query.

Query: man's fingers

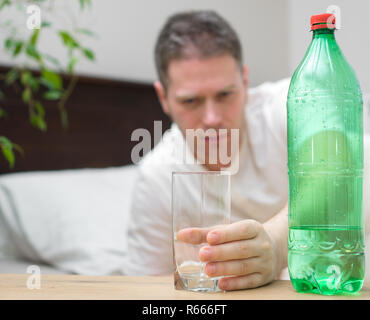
[176,227,210,244]
[205,257,261,277]
[206,219,260,245]
[218,273,264,291]
[176,224,225,244]
[176,220,259,245]
[199,238,260,262]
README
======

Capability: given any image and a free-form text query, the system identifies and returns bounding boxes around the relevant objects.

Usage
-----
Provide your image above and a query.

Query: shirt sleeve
[124,165,174,276]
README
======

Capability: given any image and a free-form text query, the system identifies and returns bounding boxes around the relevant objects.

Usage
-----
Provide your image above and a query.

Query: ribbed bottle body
[287,29,364,295]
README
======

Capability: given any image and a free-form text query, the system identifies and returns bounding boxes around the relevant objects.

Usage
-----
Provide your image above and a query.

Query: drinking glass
[172,171,230,292]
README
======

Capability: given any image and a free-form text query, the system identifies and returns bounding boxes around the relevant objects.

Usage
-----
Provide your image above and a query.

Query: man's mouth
[204,132,228,143]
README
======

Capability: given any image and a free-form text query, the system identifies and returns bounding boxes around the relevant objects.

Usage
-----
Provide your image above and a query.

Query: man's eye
[183,98,197,104]
[219,91,231,98]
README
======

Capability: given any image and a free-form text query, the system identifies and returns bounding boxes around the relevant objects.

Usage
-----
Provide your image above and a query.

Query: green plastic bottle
[287,13,364,295]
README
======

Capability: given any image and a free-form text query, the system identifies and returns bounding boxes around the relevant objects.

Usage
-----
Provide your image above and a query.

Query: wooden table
[0,274,370,300]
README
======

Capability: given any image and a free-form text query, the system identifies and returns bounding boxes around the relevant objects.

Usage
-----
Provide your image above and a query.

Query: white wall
[0,0,290,87]
[2,1,367,92]
[287,0,370,93]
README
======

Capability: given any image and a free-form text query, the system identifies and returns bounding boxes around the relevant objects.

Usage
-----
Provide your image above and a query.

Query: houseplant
[0,0,95,168]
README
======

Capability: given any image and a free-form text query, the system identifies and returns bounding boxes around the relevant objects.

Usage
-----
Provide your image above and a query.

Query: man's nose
[202,102,222,128]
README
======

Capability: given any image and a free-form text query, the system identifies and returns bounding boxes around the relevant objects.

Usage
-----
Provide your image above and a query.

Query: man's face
[155,54,248,170]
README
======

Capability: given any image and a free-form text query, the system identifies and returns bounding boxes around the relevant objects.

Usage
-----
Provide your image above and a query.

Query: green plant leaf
[79,0,91,10]
[39,77,55,90]
[37,118,47,131]
[35,101,45,117]
[12,143,24,155]
[1,145,14,168]
[22,88,31,103]
[4,37,13,50]
[82,48,94,61]
[41,69,62,90]
[0,137,23,163]
[43,90,62,100]
[0,136,12,149]
[12,40,23,57]
[76,28,96,37]
[31,101,47,131]
[0,136,16,168]
[25,44,42,62]
[30,113,47,131]
[0,0,10,10]
[58,31,79,49]
[5,68,19,85]
[21,71,39,91]
[43,54,62,69]
[30,29,40,46]
[67,56,79,73]
[41,21,51,28]
[0,108,7,118]
[21,71,31,85]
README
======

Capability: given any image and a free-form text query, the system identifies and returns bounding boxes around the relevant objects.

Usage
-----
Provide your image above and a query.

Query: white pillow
[0,165,138,275]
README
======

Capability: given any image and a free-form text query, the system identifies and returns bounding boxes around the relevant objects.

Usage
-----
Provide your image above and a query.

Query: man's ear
[242,65,249,89]
[154,80,169,115]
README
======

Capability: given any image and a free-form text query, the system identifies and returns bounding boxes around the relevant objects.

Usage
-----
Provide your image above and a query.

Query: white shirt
[125,78,291,276]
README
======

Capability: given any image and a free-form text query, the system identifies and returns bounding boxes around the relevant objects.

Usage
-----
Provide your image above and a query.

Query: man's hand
[176,204,288,291]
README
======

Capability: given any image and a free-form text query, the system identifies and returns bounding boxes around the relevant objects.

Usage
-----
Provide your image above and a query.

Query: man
[126,10,290,291]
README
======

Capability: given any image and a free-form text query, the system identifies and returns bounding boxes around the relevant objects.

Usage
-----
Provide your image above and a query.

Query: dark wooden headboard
[0,65,171,174]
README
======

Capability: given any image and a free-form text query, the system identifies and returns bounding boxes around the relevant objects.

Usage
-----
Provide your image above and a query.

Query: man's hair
[154,10,243,90]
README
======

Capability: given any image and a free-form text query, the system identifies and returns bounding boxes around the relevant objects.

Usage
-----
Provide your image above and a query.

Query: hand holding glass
[172,172,230,292]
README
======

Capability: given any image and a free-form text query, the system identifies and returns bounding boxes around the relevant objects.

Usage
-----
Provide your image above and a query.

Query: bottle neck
[312,28,335,40]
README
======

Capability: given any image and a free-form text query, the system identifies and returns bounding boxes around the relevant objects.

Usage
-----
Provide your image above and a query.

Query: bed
[0,65,171,275]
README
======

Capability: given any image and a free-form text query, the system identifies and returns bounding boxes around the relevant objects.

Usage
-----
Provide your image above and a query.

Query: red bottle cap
[310,13,336,30]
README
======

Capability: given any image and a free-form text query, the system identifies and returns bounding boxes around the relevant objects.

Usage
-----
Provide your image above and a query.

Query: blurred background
[0,0,369,173]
